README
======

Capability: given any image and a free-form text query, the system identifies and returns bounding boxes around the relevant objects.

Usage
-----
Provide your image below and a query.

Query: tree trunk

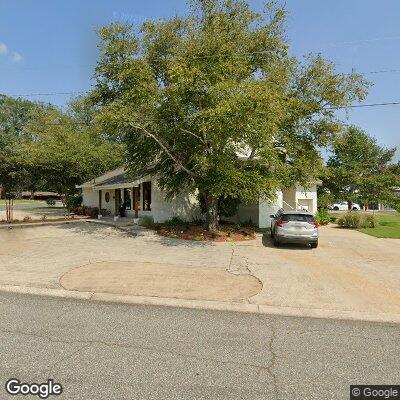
[205,194,218,231]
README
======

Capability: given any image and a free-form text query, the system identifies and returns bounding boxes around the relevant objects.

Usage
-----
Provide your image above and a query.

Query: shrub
[315,209,331,226]
[100,208,111,217]
[85,207,99,218]
[46,198,56,206]
[23,216,32,222]
[139,215,154,226]
[239,218,256,228]
[163,216,187,226]
[72,206,98,218]
[66,194,82,211]
[337,212,379,229]
[363,214,379,228]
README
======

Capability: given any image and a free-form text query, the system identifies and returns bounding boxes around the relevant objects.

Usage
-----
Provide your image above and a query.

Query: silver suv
[270,210,319,248]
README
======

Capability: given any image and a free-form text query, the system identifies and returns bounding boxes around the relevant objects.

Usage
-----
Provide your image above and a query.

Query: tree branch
[131,124,195,177]
[179,127,205,144]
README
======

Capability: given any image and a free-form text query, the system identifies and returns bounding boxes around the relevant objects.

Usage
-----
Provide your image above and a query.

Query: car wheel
[310,241,318,249]
[352,207,359,211]
[273,237,280,247]
[333,206,339,211]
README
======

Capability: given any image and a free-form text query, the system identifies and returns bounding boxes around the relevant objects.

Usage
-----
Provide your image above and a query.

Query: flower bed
[154,222,256,242]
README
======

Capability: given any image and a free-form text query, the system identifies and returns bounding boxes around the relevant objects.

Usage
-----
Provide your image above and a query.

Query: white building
[78,166,319,228]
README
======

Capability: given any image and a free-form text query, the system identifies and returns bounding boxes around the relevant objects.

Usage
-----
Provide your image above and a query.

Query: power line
[18,101,400,129]
[327,102,400,110]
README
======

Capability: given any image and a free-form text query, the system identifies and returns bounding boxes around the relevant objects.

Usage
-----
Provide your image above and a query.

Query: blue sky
[0,0,399,155]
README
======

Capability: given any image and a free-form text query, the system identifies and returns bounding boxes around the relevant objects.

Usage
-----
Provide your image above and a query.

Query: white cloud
[11,51,23,62]
[0,42,8,55]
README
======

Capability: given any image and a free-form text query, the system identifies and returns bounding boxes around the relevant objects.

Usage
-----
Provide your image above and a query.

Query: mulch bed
[154,222,256,242]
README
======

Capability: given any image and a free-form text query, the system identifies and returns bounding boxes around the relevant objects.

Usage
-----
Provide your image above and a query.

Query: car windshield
[281,214,315,222]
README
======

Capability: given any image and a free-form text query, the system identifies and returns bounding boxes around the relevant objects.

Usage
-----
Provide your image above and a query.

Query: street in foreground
[0,292,399,400]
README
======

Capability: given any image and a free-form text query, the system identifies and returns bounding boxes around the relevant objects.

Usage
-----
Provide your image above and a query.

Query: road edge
[0,284,399,324]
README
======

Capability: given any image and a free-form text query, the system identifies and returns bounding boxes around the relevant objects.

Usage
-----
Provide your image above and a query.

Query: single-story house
[78,166,319,228]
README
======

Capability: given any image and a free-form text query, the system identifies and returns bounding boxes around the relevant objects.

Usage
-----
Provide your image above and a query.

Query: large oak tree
[90,0,369,229]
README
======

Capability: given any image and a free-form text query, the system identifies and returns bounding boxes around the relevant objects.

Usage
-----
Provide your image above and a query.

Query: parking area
[0,221,399,319]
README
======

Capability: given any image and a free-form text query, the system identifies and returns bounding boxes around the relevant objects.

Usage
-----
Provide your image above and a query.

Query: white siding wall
[258,190,283,228]
[81,188,98,208]
[225,203,259,226]
[150,181,201,223]
[296,185,318,214]
[100,189,116,215]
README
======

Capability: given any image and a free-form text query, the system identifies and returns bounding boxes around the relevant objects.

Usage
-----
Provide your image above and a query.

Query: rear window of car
[281,214,315,222]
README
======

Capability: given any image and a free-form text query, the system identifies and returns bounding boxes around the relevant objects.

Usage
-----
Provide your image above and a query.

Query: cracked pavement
[0,292,399,399]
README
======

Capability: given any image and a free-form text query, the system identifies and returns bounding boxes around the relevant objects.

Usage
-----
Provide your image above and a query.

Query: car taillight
[308,221,319,228]
[276,219,287,227]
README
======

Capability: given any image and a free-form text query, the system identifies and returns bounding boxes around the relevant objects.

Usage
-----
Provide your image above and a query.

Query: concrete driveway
[0,221,399,321]
[241,226,400,317]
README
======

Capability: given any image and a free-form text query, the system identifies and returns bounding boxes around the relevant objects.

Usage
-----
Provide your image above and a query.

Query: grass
[358,212,400,239]
[0,199,45,205]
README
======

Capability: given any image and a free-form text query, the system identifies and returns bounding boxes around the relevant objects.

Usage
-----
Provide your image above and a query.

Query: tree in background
[22,105,123,208]
[0,93,123,220]
[323,126,398,210]
[90,0,368,230]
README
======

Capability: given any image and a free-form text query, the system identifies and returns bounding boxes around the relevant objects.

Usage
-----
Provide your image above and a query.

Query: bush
[46,198,56,206]
[139,215,154,226]
[315,209,331,226]
[85,207,99,218]
[23,216,32,222]
[163,216,187,226]
[66,194,82,211]
[337,212,379,229]
[72,206,98,218]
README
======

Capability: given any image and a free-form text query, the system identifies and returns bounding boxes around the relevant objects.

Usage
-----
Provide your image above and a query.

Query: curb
[0,285,399,325]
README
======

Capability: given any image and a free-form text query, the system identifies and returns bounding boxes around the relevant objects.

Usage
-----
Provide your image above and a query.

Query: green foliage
[65,194,83,211]
[90,1,369,229]
[315,209,331,225]
[0,93,123,205]
[46,198,56,206]
[359,213,400,238]
[198,194,240,218]
[139,215,154,226]
[323,126,398,208]
[22,105,123,199]
[163,216,187,226]
[337,212,379,229]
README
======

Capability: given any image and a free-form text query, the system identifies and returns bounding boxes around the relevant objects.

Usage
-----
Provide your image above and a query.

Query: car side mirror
[269,215,275,218]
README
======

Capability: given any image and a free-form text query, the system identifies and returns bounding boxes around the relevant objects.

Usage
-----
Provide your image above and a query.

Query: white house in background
[78,166,320,228]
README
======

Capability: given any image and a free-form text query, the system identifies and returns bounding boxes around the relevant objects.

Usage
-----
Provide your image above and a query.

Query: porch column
[98,190,102,211]
[134,187,139,218]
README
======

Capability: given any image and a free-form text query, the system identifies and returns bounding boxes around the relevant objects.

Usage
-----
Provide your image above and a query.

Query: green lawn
[359,212,400,239]
[0,199,45,205]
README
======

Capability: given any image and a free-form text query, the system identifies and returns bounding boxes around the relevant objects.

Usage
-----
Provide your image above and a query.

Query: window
[105,192,110,203]
[124,189,132,210]
[142,181,151,211]
[281,214,315,222]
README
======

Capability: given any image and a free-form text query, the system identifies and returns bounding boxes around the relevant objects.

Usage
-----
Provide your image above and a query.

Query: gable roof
[77,165,155,190]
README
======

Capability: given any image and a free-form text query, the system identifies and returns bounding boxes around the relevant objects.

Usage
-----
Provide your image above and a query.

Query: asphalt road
[0,293,398,400]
